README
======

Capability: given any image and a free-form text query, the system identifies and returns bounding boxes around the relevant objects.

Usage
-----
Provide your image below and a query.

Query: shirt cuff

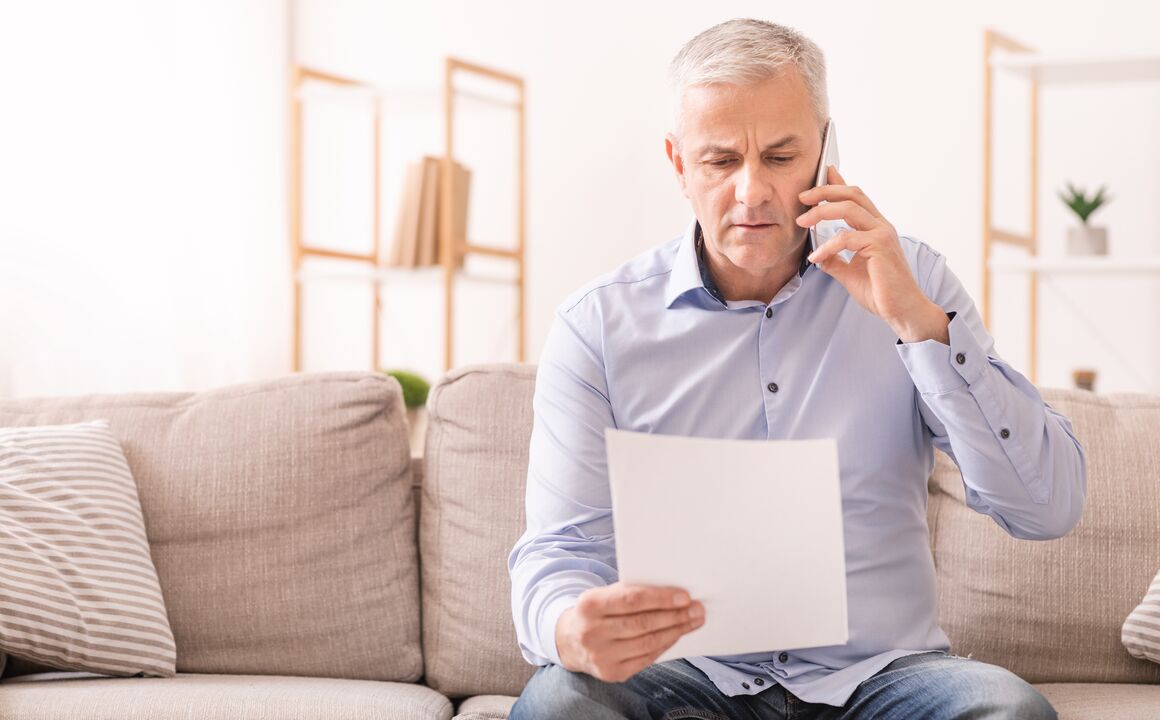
[540,593,582,666]
[896,311,987,394]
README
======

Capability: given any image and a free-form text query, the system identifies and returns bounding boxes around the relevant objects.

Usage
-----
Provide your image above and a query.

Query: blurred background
[1,0,1157,398]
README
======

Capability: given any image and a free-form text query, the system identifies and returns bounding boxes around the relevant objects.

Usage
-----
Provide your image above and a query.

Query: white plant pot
[406,406,428,455]
[1067,225,1107,255]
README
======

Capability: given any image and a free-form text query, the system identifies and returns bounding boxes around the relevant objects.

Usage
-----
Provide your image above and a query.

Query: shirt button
[1000,428,1011,439]
[754,677,765,686]
[767,382,779,393]
[765,307,773,318]
[741,682,750,690]
[955,352,966,365]
[778,652,789,662]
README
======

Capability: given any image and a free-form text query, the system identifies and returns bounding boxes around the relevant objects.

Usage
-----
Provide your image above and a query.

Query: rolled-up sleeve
[896,249,1087,540]
[507,303,619,666]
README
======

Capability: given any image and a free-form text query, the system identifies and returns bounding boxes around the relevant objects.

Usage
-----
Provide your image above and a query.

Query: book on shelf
[387,159,426,268]
[446,158,471,269]
[415,156,440,267]
[387,155,471,269]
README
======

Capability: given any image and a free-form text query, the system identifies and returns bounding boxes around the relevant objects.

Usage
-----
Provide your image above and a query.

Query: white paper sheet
[604,428,848,663]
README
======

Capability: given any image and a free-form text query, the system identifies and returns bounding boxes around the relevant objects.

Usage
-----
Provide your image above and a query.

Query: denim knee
[1004,686,1057,720]
[510,663,643,720]
[948,664,1058,720]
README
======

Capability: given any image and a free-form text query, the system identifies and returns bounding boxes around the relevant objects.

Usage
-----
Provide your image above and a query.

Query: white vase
[1066,225,1107,255]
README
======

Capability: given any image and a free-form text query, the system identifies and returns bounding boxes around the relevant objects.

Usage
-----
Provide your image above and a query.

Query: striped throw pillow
[0,419,176,677]
[1123,568,1160,665]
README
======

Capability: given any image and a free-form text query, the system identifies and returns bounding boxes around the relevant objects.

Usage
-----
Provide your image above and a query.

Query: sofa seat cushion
[0,673,452,720]
[0,372,421,682]
[1034,682,1160,720]
[928,389,1160,684]
[454,694,518,719]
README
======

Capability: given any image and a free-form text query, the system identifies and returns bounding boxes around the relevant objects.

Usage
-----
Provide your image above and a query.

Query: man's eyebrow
[696,135,802,157]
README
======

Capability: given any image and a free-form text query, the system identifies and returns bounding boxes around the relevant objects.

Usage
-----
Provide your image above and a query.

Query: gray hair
[668,18,829,146]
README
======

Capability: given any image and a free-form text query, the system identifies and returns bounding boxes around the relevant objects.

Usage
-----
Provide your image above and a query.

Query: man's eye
[708,157,792,167]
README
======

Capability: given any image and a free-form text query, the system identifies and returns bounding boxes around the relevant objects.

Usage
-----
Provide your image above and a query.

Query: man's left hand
[796,165,949,344]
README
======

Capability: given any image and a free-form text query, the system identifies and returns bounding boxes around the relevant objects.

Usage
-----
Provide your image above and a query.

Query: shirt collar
[663,217,706,308]
[664,217,812,309]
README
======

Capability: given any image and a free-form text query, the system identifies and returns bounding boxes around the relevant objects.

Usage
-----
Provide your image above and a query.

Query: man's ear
[664,132,689,198]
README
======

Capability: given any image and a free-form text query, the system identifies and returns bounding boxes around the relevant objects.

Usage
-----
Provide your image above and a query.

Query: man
[508,18,1085,720]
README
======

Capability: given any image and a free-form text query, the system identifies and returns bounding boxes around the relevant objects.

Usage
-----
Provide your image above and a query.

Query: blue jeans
[508,650,1057,719]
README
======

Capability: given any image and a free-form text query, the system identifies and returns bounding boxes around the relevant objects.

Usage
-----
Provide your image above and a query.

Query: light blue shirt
[508,216,1086,707]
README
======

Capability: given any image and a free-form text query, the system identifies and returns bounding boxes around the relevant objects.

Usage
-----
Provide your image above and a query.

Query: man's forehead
[678,73,816,155]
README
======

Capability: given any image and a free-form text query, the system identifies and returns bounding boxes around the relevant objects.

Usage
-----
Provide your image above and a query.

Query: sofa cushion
[420,364,538,698]
[0,673,452,720]
[1033,682,1160,720]
[1122,568,1160,664]
[0,372,421,682]
[928,388,1160,684]
[0,420,175,677]
[454,694,518,719]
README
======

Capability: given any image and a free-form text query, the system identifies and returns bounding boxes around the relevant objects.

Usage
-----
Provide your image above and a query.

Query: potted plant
[1057,182,1111,255]
[382,369,431,453]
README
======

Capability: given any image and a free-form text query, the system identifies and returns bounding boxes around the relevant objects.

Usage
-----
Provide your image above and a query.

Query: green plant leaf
[381,369,431,408]
[1058,182,1111,224]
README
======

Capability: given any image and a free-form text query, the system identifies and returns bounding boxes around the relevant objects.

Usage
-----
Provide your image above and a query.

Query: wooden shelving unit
[289,57,526,373]
[981,29,1160,383]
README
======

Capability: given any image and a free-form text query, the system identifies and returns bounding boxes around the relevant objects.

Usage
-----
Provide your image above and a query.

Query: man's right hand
[554,583,706,682]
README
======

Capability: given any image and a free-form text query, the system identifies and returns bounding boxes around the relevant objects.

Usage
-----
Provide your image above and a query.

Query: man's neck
[697,226,809,305]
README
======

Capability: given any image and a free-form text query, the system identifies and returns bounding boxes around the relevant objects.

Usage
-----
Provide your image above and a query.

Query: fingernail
[673,592,690,607]
[808,252,817,262]
[690,604,704,619]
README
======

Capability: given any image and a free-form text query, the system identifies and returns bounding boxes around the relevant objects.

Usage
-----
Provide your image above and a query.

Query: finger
[797,199,878,232]
[816,250,860,283]
[799,174,883,218]
[807,230,869,265]
[614,616,705,669]
[588,584,691,617]
[608,602,705,640]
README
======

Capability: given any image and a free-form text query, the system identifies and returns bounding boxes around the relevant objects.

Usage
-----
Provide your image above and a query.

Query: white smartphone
[808,118,854,263]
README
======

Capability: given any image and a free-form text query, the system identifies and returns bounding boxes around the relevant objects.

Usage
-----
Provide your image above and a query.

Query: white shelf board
[297,264,517,285]
[988,255,1160,274]
[295,83,520,111]
[990,53,1160,84]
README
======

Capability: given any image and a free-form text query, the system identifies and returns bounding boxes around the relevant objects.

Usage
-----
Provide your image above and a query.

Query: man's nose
[734,161,774,207]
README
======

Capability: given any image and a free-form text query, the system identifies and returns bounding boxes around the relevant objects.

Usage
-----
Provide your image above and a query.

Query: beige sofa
[0,366,1157,719]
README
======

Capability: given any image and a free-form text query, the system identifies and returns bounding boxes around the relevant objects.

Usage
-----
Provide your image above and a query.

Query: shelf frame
[289,57,527,374]
[983,29,1160,385]
[441,57,527,372]
[289,65,382,372]
[982,28,1040,380]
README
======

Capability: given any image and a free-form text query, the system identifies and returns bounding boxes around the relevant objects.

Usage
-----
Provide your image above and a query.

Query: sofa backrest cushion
[419,364,537,698]
[928,388,1160,684]
[0,372,421,682]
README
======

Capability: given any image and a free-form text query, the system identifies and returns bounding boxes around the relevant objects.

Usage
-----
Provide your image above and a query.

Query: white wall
[297,0,1160,393]
[2,0,1157,396]
[0,0,288,396]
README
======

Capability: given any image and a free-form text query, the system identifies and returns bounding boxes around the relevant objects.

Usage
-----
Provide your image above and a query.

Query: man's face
[665,71,823,275]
